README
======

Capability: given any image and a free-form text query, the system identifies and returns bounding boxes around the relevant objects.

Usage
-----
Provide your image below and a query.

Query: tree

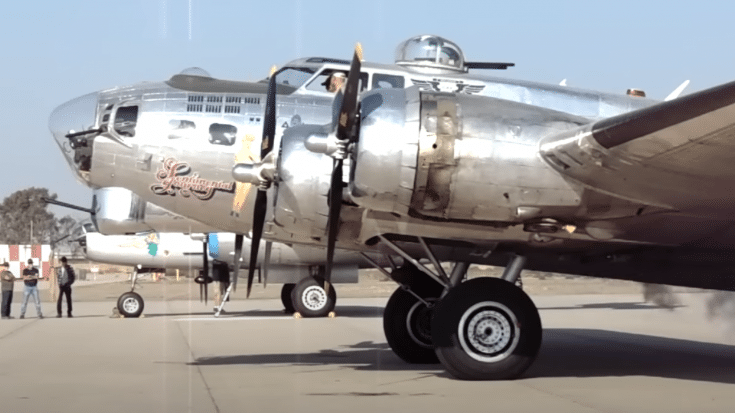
[52,215,79,251]
[0,187,58,244]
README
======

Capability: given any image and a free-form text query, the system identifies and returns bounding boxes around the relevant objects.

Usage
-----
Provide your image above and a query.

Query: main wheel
[291,276,336,318]
[117,292,145,318]
[432,277,542,380]
[383,265,445,363]
[281,283,296,313]
[383,288,441,364]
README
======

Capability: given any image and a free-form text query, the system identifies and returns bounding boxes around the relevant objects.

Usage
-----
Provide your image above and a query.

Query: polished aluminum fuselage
[52,56,735,270]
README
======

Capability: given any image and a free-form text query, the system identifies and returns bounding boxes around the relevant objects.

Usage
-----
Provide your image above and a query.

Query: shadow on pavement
[190,328,735,384]
[143,305,384,319]
[539,302,685,311]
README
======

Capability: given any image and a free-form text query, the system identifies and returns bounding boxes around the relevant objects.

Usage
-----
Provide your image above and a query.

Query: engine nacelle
[95,187,216,235]
[350,87,586,223]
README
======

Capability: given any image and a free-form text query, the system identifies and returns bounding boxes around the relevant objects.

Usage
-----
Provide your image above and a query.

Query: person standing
[20,258,43,319]
[56,256,75,318]
[1,262,17,319]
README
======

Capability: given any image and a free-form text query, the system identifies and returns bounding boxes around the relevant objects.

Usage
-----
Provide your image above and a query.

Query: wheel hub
[301,286,327,311]
[122,297,140,313]
[458,301,520,362]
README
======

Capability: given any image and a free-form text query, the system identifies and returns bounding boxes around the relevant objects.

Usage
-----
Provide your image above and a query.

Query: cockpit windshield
[272,67,315,89]
[395,35,465,71]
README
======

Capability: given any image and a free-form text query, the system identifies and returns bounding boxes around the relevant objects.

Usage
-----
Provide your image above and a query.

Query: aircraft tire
[383,287,441,364]
[117,292,145,318]
[291,276,336,318]
[281,283,296,313]
[432,277,541,380]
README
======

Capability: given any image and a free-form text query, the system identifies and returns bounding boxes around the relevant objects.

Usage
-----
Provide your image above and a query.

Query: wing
[539,80,735,216]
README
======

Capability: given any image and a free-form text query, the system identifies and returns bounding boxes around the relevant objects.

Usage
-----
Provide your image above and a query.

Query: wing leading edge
[539,79,735,216]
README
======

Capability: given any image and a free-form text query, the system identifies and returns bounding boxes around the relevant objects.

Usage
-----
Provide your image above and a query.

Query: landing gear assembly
[116,267,146,318]
[364,236,543,380]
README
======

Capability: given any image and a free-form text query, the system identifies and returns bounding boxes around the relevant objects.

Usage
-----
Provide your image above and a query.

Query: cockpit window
[82,223,96,233]
[114,106,139,137]
[273,67,315,88]
[304,69,368,93]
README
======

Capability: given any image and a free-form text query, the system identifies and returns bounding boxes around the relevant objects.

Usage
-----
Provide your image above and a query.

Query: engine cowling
[350,87,586,223]
[272,125,337,241]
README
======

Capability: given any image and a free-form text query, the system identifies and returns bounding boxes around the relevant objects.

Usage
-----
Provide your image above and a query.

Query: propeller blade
[263,241,272,287]
[336,43,363,143]
[261,73,277,159]
[324,160,344,289]
[232,234,244,292]
[247,191,267,297]
[245,66,278,298]
[323,43,363,288]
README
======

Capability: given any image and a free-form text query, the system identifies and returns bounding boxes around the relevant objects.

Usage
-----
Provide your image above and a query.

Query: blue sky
[1,0,733,219]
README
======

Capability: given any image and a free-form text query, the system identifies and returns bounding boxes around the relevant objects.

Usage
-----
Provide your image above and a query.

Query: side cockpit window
[168,120,196,139]
[114,106,139,137]
[372,74,405,89]
[305,69,369,93]
[209,124,237,146]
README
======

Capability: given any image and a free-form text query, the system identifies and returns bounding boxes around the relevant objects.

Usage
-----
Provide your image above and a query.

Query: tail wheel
[117,292,144,318]
[281,283,296,313]
[291,276,336,317]
[432,277,542,380]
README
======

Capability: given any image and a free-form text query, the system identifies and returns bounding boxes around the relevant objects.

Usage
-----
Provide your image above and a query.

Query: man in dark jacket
[1,262,17,319]
[20,258,43,319]
[56,256,75,318]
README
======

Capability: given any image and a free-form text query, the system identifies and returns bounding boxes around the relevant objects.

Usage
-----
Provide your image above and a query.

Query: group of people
[1,257,76,319]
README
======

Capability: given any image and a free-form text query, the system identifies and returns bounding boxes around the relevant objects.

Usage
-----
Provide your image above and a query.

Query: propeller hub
[304,132,349,159]
[232,152,277,189]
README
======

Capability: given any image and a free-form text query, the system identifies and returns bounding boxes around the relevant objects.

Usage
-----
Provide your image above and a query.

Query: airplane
[73,223,390,318]
[53,187,389,318]
[49,33,735,381]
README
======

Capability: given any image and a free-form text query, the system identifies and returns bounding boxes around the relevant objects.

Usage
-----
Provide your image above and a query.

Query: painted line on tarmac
[174,316,294,321]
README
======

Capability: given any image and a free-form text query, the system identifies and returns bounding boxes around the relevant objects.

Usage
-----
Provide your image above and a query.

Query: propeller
[244,69,278,297]
[324,43,363,290]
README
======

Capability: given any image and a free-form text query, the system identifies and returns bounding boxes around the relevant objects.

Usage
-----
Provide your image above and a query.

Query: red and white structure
[0,244,52,278]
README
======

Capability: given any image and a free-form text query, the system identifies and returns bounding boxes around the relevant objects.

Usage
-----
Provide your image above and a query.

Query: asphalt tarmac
[2,283,735,412]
